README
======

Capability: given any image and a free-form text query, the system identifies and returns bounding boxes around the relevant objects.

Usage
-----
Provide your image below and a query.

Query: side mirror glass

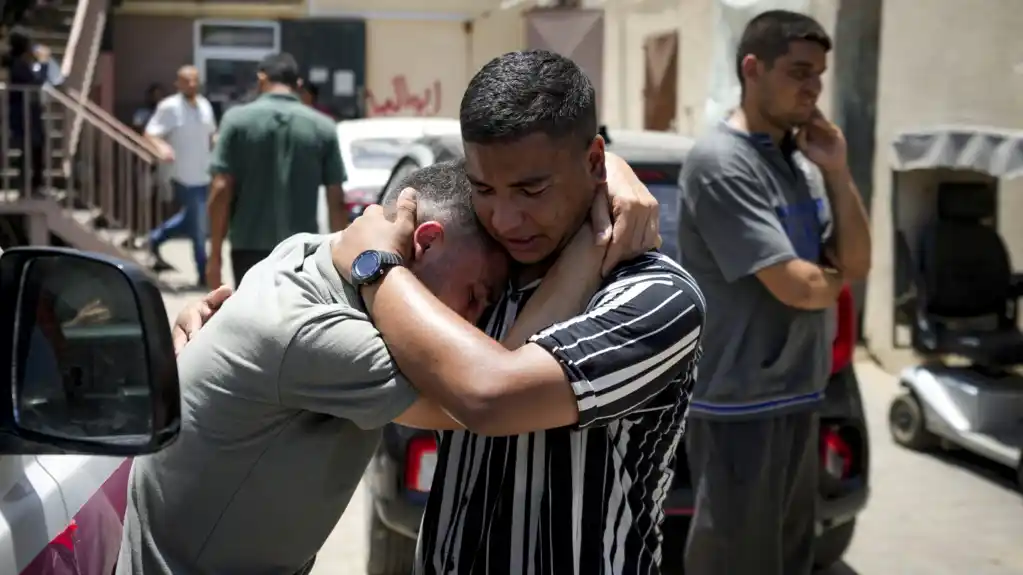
[1,248,180,455]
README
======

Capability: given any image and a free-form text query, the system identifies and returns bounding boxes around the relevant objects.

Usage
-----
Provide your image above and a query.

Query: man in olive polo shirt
[207,52,347,288]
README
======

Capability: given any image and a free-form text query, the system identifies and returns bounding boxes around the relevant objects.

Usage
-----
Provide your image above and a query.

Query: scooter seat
[926,326,1023,366]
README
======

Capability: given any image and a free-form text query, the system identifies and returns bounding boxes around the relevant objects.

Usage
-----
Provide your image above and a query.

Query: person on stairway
[4,28,46,198]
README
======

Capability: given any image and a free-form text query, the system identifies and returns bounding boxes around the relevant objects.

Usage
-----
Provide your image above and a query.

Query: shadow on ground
[658,520,860,575]
[930,446,1019,493]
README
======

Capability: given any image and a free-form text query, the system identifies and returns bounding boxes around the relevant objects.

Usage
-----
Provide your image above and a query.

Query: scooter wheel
[889,391,937,451]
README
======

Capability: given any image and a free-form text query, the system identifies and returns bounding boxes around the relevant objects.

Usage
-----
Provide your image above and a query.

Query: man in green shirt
[207,52,347,288]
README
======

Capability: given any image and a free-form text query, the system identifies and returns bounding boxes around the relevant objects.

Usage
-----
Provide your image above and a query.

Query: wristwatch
[350,250,404,287]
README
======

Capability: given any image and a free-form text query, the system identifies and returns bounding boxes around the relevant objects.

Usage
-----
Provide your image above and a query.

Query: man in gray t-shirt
[678,11,870,575]
[117,162,509,575]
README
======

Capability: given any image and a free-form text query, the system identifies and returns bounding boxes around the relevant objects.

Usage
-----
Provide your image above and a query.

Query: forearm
[361,268,512,429]
[503,255,603,349]
[799,266,846,310]
[207,178,233,260]
[145,134,171,156]
[759,258,845,311]
[326,186,349,231]
[605,151,640,188]
[824,168,871,280]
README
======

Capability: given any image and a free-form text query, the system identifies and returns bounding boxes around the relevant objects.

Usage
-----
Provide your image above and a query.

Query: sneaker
[148,241,174,272]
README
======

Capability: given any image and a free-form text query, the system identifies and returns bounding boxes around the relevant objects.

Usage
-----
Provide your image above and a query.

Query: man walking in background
[678,11,871,575]
[206,53,347,288]
[145,65,217,286]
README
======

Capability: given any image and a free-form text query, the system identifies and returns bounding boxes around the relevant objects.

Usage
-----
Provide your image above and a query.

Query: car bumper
[365,428,430,541]
[665,363,871,534]
[372,489,425,541]
[664,480,869,535]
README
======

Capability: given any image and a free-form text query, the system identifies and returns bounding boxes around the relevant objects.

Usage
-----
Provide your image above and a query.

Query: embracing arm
[361,261,703,436]
[501,224,606,349]
[278,306,463,431]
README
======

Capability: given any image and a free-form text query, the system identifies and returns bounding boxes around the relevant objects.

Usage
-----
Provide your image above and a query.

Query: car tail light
[405,436,438,493]
[821,426,853,480]
[344,187,378,218]
[51,519,78,552]
[831,286,856,374]
[633,168,672,184]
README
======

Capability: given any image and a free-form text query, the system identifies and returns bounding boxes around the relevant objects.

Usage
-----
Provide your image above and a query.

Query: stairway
[0,0,168,278]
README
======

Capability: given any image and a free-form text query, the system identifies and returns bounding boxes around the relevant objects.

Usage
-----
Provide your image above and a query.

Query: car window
[647,182,680,262]
[350,138,416,170]
[627,163,682,263]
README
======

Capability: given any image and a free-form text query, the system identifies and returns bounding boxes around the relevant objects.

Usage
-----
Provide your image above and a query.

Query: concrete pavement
[154,238,1023,574]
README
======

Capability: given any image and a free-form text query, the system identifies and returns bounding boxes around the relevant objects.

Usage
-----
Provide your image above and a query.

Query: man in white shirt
[145,65,217,286]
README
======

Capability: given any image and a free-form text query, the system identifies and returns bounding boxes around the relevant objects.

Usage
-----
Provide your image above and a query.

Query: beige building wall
[308,0,492,16]
[601,0,836,135]
[863,0,1023,364]
[362,10,525,118]
[364,19,469,118]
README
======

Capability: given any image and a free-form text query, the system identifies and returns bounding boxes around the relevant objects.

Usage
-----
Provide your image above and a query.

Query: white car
[317,117,462,233]
[0,246,180,575]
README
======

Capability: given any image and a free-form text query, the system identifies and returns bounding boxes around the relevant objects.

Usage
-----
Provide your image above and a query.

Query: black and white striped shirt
[414,252,706,575]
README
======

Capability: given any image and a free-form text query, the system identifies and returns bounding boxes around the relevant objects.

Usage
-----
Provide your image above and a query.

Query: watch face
[352,251,381,281]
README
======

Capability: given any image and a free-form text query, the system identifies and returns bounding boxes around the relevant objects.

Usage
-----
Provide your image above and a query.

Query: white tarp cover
[891,126,1023,180]
[704,0,812,129]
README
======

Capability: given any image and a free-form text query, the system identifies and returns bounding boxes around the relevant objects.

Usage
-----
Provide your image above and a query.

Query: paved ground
[154,239,1023,574]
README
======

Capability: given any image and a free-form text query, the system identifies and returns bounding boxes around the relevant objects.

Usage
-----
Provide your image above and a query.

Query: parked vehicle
[0,247,180,574]
[317,117,461,232]
[887,126,1023,490]
[364,129,871,574]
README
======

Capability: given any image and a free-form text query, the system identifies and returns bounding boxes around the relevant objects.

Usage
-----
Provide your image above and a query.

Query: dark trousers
[684,411,819,575]
[230,249,272,288]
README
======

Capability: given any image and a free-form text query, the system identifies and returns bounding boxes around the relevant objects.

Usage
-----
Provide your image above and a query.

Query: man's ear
[741,54,760,86]
[412,221,444,260]
[587,135,607,184]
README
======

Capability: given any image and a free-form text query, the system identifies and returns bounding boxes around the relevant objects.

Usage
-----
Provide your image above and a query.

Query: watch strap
[377,251,404,268]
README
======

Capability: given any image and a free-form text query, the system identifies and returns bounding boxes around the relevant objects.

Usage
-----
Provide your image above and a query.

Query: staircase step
[21,28,69,42]
[3,149,65,159]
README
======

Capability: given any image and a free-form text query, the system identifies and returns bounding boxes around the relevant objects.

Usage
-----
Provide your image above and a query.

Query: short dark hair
[460,50,597,147]
[258,53,301,89]
[303,82,320,100]
[8,28,31,58]
[735,10,831,87]
[382,160,480,237]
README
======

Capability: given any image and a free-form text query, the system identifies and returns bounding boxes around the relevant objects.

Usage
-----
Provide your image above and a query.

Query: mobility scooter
[887,126,1023,489]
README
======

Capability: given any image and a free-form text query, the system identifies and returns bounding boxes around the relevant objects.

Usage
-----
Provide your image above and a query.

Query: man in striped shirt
[331,50,705,575]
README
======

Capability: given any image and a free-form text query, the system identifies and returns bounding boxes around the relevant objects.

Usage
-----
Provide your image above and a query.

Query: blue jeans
[150,181,208,284]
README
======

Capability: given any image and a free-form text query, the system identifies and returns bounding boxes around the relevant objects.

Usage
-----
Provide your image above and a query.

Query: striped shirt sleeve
[527,256,706,428]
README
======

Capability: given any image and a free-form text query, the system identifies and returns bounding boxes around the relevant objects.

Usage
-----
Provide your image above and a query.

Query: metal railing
[1,83,165,242]
[61,0,108,160]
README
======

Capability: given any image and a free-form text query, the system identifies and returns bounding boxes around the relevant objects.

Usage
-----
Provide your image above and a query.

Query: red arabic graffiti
[366,75,442,117]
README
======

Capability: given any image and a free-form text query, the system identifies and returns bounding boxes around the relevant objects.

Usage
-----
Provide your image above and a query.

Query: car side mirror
[0,247,180,455]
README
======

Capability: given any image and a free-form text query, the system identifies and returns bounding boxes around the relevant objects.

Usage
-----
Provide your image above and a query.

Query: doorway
[194,20,280,120]
[643,31,678,132]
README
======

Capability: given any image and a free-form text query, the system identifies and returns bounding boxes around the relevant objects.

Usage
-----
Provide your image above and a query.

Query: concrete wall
[112,15,195,122]
[601,0,836,136]
[862,0,1023,366]
[363,10,525,119]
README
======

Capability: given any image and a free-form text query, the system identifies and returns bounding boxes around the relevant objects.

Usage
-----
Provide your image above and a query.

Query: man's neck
[729,103,787,144]
[514,261,553,287]
[181,93,197,105]
[263,85,293,96]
